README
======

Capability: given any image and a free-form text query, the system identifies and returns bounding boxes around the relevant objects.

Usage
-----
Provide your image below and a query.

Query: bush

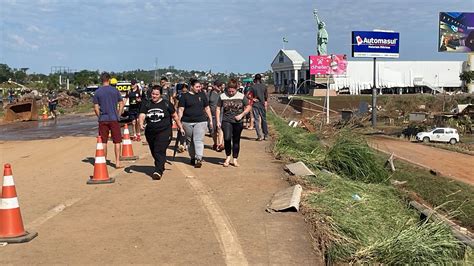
[324,132,389,183]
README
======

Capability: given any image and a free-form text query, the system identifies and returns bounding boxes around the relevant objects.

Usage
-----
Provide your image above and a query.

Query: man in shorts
[93,72,125,169]
[47,89,59,119]
[128,79,142,141]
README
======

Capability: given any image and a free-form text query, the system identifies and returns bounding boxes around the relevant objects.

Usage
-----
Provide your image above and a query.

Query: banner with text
[309,54,347,75]
[351,31,400,58]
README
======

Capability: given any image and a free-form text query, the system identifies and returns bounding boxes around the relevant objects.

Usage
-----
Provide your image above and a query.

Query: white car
[416,127,460,145]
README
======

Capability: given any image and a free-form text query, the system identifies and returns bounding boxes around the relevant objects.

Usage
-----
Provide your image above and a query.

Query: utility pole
[154,58,159,84]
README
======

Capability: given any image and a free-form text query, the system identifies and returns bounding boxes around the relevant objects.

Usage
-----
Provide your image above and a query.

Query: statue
[313,9,328,55]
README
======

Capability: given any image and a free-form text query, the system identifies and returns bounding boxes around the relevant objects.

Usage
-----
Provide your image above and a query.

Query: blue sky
[0,0,472,74]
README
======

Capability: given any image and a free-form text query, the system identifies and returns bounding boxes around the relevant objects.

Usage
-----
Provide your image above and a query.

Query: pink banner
[309,54,347,75]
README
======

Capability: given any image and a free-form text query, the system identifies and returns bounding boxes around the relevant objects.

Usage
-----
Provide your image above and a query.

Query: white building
[271,49,464,94]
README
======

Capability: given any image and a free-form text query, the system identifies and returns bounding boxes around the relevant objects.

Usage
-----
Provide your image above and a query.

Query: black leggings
[145,128,172,175]
[221,121,244,158]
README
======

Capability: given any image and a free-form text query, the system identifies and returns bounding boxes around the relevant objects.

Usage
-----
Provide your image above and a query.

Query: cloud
[8,34,39,50]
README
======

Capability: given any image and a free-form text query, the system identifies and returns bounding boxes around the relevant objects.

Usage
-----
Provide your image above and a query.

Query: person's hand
[140,124,145,130]
[264,101,268,111]
[234,114,243,121]
[179,127,185,136]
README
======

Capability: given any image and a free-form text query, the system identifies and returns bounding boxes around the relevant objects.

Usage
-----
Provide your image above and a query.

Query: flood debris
[267,184,302,213]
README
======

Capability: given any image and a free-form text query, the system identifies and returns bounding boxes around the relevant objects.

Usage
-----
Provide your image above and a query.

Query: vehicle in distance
[416,127,460,144]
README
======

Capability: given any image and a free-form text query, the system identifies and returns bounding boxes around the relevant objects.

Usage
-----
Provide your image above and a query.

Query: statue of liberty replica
[313,9,328,55]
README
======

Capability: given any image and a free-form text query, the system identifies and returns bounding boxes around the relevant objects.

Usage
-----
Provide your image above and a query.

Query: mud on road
[0,119,320,264]
[369,136,474,185]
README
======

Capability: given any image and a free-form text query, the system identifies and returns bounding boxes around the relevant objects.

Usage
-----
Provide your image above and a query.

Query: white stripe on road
[27,198,82,229]
[2,175,14,186]
[0,197,19,209]
[173,163,248,266]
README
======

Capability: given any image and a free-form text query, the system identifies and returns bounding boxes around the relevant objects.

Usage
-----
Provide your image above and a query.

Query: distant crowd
[93,72,268,180]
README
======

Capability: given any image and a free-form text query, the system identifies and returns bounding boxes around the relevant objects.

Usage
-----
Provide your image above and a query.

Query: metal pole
[326,75,330,124]
[372,57,377,127]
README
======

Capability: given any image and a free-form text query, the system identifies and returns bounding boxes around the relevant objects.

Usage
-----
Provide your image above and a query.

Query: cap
[110,78,118,85]
[131,79,137,85]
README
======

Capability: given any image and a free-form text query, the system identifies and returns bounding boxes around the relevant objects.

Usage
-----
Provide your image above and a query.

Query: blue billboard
[351,31,400,58]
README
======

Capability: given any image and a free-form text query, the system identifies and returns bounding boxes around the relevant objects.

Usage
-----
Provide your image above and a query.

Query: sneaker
[263,135,269,141]
[256,137,263,141]
[152,172,162,180]
[136,135,141,142]
[190,158,196,166]
[195,159,202,168]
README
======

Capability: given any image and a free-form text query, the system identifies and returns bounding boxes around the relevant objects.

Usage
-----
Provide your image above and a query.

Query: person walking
[178,79,213,168]
[139,85,184,180]
[208,80,224,151]
[93,72,125,169]
[216,78,252,167]
[251,74,269,141]
[47,89,59,119]
[127,79,142,141]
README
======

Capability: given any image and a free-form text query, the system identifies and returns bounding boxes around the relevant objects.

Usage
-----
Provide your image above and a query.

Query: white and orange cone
[87,136,115,185]
[0,164,38,243]
[120,124,138,161]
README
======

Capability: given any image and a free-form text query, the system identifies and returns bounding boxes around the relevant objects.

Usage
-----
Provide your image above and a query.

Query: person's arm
[138,113,146,130]
[177,107,184,121]
[264,87,269,110]
[235,99,252,121]
[93,103,100,117]
[171,112,184,134]
[215,104,221,129]
[118,100,125,116]
[205,106,213,127]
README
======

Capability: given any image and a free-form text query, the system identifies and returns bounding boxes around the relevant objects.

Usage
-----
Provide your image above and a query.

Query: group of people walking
[93,72,268,180]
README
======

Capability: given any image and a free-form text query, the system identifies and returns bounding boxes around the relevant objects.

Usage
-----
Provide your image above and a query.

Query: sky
[0,0,473,74]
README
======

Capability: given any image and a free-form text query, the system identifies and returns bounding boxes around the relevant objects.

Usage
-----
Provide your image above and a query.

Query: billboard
[309,54,347,75]
[439,12,474,53]
[351,31,400,58]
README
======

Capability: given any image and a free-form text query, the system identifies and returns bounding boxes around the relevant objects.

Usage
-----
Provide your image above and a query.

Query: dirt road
[369,136,474,185]
[0,126,320,264]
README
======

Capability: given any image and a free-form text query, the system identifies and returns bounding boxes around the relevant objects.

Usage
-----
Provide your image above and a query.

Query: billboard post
[351,30,400,127]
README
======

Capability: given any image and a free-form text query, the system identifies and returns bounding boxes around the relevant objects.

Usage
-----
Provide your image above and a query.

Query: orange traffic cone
[42,113,48,120]
[0,164,38,243]
[172,121,178,130]
[87,136,115,185]
[120,124,138,161]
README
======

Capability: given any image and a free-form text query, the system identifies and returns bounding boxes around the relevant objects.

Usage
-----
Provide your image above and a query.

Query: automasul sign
[351,31,400,58]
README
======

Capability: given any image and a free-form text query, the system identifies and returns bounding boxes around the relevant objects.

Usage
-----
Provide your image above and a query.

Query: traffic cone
[87,136,115,185]
[120,124,138,161]
[172,121,178,130]
[0,164,38,243]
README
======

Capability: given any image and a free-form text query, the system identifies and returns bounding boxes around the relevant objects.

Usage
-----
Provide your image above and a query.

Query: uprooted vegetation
[268,113,473,264]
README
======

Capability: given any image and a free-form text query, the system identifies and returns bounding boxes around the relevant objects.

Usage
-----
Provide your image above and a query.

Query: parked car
[416,127,459,145]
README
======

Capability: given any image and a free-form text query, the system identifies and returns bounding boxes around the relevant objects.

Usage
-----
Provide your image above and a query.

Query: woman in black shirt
[139,85,184,180]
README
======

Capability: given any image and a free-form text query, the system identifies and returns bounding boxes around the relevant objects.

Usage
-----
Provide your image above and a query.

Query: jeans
[182,121,208,160]
[221,121,244,158]
[253,104,268,139]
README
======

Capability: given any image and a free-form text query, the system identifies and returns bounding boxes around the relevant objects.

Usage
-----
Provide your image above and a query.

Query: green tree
[0,63,13,83]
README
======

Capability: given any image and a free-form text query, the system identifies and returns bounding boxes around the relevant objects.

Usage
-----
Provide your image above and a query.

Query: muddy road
[369,136,474,185]
[0,117,320,264]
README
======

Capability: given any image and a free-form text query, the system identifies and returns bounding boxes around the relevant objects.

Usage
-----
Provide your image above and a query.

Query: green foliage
[460,71,474,83]
[268,113,324,169]
[391,159,474,230]
[324,132,389,183]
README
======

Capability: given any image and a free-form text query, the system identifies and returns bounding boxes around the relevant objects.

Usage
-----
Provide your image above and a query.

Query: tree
[0,63,13,83]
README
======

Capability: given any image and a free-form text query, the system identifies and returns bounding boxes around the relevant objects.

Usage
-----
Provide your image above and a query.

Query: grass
[268,113,471,264]
[325,132,389,183]
[390,159,474,230]
[304,173,464,264]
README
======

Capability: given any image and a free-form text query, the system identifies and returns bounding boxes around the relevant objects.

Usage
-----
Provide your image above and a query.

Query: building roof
[280,50,305,63]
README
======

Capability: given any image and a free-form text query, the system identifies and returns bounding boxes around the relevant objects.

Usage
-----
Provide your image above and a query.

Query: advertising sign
[439,12,474,53]
[351,31,400,58]
[309,54,347,75]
